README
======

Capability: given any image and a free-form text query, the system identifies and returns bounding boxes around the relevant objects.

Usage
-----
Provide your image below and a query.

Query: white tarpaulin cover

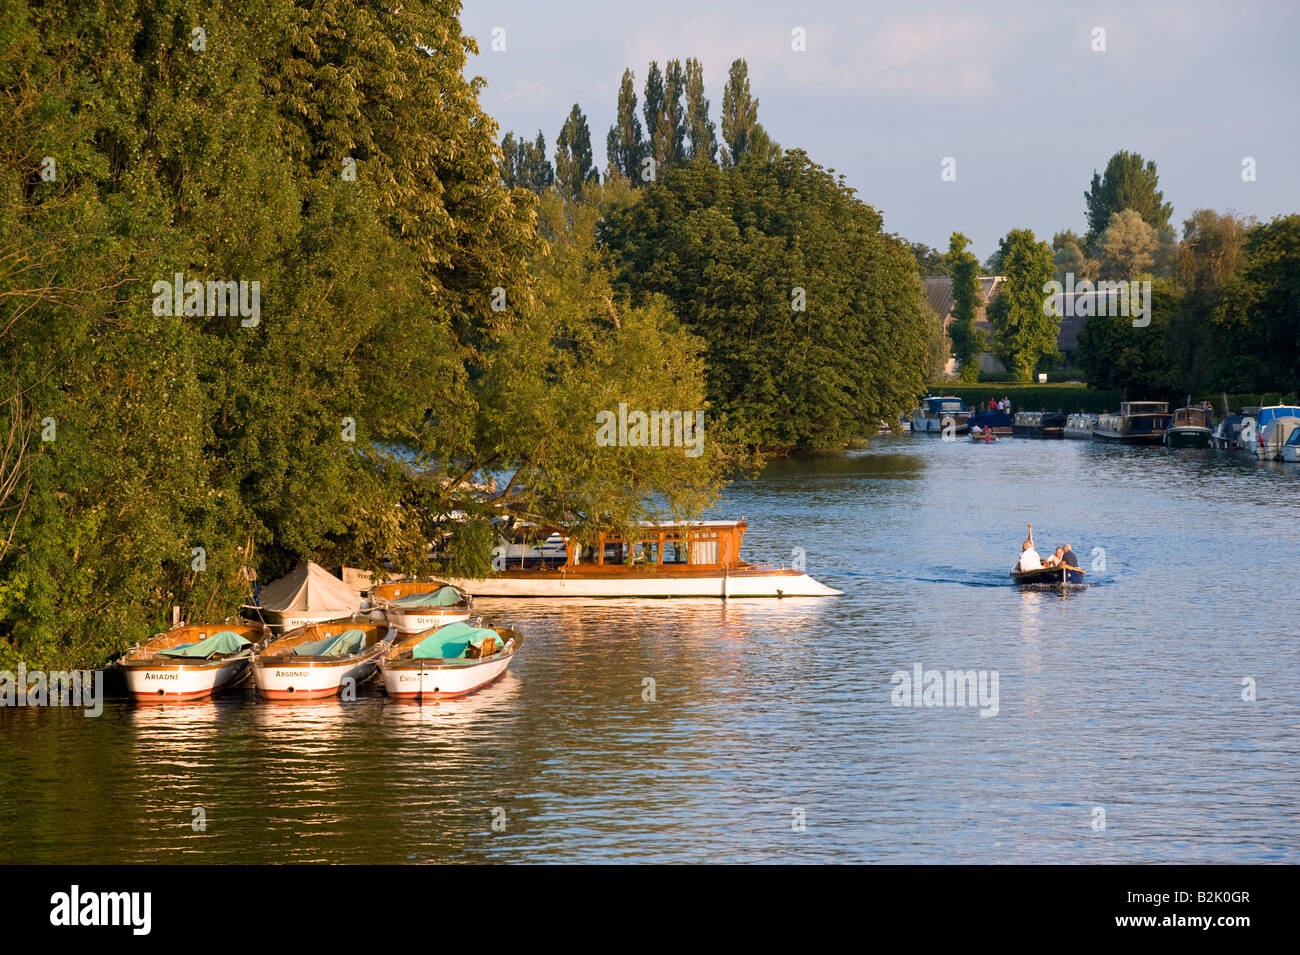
[257,561,360,616]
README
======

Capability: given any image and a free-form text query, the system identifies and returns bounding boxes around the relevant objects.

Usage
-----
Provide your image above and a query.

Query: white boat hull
[252,653,383,700]
[444,571,841,598]
[123,657,249,702]
[381,607,471,634]
[381,656,514,699]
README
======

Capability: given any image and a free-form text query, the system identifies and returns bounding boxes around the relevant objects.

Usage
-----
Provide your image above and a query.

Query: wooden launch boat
[1093,401,1170,444]
[117,622,263,702]
[380,621,522,700]
[1164,404,1214,448]
[1010,564,1086,586]
[370,580,472,634]
[251,619,392,700]
[446,520,842,598]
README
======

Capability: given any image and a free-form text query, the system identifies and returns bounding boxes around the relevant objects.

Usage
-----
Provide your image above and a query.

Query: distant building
[922,275,1003,376]
[923,276,1103,375]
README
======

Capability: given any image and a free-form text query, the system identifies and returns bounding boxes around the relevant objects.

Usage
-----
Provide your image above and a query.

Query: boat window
[690,536,719,566]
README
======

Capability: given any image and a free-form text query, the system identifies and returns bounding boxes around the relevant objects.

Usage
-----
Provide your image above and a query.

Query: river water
[2,437,1297,863]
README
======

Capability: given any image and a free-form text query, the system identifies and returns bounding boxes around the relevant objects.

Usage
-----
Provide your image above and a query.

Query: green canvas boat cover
[162,630,251,658]
[292,628,368,657]
[412,622,500,660]
[389,586,464,608]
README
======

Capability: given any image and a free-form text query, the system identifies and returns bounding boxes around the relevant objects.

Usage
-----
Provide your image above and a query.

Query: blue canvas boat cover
[292,628,368,657]
[162,630,251,658]
[411,622,500,660]
[389,586,464,608]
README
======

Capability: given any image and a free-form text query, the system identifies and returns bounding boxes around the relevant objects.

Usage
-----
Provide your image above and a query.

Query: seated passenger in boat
[1018,540,1042,571]
[1060,544,1079,568]
[1043,547,1064,568]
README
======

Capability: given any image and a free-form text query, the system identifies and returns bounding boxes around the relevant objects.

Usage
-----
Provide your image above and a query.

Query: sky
[461,0,1300,262]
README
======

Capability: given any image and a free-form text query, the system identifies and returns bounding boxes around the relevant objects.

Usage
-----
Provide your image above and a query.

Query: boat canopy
[388,586,464,608]
[412,622,500,660]
[924,397,966,413]
[256,561,361,617]
[293,628,368,657]
[162,630,251,658]
[1257,406,1300,428]
[969,411,1011,429]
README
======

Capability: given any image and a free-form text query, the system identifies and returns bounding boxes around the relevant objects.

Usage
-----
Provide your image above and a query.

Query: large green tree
[0,0,726,668]
[1076,279,1176,393]
[599,151,931,449]
[986,229,1058,380]
[1084,150,1173,248]
[1213,214,1300,393]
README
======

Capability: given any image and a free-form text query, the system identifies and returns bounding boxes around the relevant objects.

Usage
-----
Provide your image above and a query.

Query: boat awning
[255,561,361,617]
[412,622,500,660]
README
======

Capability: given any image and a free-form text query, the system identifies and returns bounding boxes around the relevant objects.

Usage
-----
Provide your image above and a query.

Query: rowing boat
[117,622,264,702]
[370,580,472,633]
[380,621,522,700]
[252,620,393,700]
[1009,564,1087,586]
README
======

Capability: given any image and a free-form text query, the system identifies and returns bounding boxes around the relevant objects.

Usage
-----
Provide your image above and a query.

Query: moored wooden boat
[448,520,840,598]
[380,621,522,700]
[252,619,393,700]
[117,622,263,702]
[370,580,472,633]
[1010,564,1086,586]
[1164,404,1214,448]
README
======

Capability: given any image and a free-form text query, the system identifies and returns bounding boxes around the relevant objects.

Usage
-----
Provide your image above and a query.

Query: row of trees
[500,58,779,201]
[919,150,1298,393]
[0,0,732,667]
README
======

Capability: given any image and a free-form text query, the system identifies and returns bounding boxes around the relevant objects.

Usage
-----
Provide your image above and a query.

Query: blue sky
[462,0,1299,261]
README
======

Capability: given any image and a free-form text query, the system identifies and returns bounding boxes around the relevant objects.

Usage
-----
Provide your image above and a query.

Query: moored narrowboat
[1092,401,1170,444]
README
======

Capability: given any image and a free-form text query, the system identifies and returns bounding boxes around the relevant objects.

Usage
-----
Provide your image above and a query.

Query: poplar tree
[947,233,985,382]
[684,58,718,163]
[720,59,759,166]
[606,68,646,183]
[555,104,599,201]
